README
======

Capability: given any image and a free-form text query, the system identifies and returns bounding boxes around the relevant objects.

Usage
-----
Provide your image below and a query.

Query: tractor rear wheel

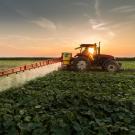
[105,60,119,72]
[73,57,90,71]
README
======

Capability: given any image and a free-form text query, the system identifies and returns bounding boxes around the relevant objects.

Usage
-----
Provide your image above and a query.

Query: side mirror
[75,47,81,50]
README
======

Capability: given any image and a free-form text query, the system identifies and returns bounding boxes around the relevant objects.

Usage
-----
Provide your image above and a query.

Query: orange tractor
[62,43,121,72]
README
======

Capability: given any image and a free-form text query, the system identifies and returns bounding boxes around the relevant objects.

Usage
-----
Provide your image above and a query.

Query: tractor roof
[75,43,97,50]
[80,44,97,48]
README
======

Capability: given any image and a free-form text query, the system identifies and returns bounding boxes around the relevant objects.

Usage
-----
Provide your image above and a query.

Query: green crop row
[120,61,135,69]
[0,71,135,135]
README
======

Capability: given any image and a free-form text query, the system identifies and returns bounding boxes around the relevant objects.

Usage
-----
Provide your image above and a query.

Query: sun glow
[88,48,95,54]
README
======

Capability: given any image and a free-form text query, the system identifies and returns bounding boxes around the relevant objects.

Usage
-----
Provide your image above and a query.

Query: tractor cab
[74,43,101,61]
[75,43,100,56]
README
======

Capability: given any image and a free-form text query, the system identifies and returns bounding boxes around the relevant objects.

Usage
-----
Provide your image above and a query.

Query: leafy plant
[0,71,135,134]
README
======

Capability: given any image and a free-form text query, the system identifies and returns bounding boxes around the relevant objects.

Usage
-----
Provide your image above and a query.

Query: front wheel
[73,57,90,71]
[105,61,119,72]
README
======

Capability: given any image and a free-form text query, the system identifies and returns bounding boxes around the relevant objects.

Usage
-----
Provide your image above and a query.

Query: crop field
[120,61,135,69]
[0,69,135,134]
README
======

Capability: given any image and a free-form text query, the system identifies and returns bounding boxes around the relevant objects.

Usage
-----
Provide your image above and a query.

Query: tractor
[62,43,121,72]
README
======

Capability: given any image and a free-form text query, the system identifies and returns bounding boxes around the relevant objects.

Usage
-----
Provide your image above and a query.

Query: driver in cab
[82,47,95,61]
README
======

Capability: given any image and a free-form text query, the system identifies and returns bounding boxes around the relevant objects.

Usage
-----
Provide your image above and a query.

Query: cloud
[94,0,100,17]
[93,23,106,30]
[87,0,116,40]
[73,2,89,7]
[16,9,34,19]
[111,5,135,13]
[88,0,107,31]
[31,17,56,30]
[16,9,28,18]
[88,0,106,31]
[89,19,107,30]
[89,19,115,40]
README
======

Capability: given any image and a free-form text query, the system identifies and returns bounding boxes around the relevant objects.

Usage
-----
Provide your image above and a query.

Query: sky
[0,0,135,57]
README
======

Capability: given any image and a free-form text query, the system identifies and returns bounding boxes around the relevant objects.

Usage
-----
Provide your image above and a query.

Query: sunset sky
[0,0,135,57]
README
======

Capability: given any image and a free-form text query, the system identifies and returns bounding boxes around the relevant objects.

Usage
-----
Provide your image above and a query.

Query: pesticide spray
[0,62,61,92]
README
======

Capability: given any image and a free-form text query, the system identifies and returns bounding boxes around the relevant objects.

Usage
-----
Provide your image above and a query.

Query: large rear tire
[73,57,90,71]
[105,60,119,72]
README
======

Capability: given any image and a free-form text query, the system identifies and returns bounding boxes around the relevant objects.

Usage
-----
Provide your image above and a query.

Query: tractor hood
[98,54,115,60]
